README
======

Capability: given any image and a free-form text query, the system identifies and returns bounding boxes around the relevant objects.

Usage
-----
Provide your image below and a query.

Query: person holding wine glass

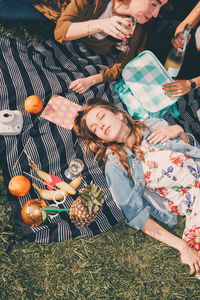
[28,0,168,94]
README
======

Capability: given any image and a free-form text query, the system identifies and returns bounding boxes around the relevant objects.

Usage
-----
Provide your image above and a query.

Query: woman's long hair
[73,98,148,178]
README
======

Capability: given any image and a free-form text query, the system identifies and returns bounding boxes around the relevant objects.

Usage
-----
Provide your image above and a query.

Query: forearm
[141,218,186,252]
[175,1,200,35]
[64,19,102,41]
[90,74,103,85]
[172,124,190,144]
[178,126,190,144]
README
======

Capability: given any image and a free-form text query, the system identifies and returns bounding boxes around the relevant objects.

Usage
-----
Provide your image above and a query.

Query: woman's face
[85,106,126,142]
[114,0,168,23]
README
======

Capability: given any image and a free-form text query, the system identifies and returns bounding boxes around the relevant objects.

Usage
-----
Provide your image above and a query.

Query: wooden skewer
[13,137,31,169]
[23,149,40,170]
[23,171,59,191]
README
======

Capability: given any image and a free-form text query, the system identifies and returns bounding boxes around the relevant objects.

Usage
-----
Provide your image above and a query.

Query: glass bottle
[164,24,192,79]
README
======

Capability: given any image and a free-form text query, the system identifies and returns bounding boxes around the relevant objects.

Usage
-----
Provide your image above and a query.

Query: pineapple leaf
[93,189,102,198]
[87,202,93,216]
[93,204,100,213]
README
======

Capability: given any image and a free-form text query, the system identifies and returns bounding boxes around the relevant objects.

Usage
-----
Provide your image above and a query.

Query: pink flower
[144,171,151,184]
[184,226,200,251]
[195,180,200,188]
[168,200,180,215]
[154,187,168,197]
[169,153,183,166]
[181,187,188,195]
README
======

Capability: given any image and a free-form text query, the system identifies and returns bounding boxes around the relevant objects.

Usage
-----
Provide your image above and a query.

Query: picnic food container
[115,50,180,120]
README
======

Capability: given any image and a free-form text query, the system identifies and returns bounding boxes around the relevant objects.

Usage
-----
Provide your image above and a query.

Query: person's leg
[182,212,200,276]
[0,0,46,20]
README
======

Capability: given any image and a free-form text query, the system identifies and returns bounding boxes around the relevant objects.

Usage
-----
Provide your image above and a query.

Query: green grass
[0,18,200,300]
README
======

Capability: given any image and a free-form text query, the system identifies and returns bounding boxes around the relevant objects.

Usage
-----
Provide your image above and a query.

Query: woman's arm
[162,76,200,97]
[142,218,200,275]
[174,1,200,36]
[64,16,130,42]
[68,74,103,94]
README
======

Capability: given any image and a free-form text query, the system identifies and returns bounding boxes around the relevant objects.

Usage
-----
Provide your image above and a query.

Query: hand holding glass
[116,17,136,52]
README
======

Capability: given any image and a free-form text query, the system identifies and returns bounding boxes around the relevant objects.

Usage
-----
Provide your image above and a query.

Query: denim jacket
[105,118,200,230]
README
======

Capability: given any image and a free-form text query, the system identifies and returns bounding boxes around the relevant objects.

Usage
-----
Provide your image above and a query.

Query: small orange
[24,95,43,114]
[8,175,31,197]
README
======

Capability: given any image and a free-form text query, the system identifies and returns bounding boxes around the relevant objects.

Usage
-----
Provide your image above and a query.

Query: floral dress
[140,139,200,253]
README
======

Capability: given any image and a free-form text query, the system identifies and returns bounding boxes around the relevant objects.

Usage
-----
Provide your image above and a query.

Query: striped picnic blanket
[0,36,124,243]
[0,35,200,243]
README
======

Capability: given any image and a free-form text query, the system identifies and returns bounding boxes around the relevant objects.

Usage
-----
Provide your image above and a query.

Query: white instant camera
[0,110,23,135]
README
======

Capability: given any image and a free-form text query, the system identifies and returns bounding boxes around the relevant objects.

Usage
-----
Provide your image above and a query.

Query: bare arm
[142,218,200,274]
[175,1,200,36]
[163,76,200,97]
[64,16,131,42]
[68,74,103,94]
[171,2,200,50]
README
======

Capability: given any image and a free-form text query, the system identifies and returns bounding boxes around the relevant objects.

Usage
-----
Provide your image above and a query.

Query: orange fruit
[8,175,31,197]
[24,95,43,114]
[21,199,47,226]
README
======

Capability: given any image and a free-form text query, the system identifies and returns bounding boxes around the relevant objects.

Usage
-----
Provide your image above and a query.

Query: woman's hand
[99,16,132,40]
[171,31,191,49]
[163,80,191,97]
[179,241,200,275]
[147,125,184,144]
[68,74,103,94]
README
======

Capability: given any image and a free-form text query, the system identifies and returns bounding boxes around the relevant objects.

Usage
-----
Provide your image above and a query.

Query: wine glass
[64,158,84,179]
[116,17,136,53]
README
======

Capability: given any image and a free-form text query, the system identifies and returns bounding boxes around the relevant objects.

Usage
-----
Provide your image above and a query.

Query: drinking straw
[41,208,69,212]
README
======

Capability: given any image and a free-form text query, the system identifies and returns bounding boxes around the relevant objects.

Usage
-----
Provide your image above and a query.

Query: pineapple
[69,182,105,227]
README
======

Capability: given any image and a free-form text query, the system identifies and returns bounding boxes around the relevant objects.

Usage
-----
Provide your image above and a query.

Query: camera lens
[3,113,10,118]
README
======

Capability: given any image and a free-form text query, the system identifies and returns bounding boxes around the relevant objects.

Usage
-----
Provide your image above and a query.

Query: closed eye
[98,112,105,120]
[91,125,97,134]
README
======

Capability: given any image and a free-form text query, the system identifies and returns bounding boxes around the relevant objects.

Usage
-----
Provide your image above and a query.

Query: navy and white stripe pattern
[0,35,124,243]
[0,35,199,243]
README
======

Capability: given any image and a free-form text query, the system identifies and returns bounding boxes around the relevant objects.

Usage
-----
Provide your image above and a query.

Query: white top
[92,1,113,40]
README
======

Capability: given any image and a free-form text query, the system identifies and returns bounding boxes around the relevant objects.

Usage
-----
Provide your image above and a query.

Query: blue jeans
[0,0,46,20]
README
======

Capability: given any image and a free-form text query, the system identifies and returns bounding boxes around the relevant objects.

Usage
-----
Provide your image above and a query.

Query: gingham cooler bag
[115,50,180,120]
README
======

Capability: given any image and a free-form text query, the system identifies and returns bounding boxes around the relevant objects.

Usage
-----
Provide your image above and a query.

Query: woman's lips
[104,125,110,135]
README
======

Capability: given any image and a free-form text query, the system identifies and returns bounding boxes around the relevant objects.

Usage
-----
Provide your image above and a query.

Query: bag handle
[170,103,180,118]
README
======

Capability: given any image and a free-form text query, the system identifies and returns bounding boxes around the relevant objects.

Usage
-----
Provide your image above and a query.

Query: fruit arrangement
[8,163,104,228]
[69,182,105,227]
[29,163,81,200]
